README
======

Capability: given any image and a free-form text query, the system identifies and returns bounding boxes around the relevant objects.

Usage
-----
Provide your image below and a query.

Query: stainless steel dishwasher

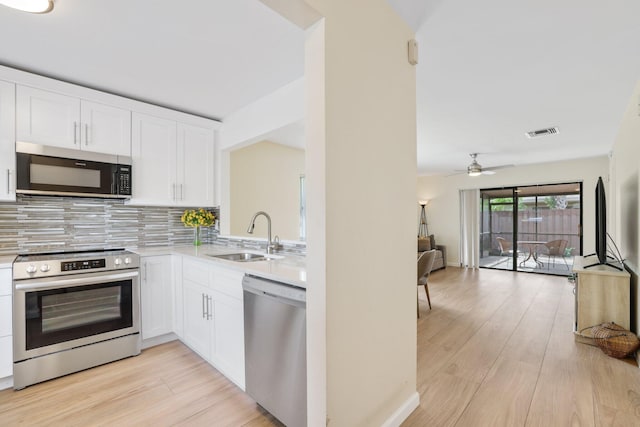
[242,274,306,427]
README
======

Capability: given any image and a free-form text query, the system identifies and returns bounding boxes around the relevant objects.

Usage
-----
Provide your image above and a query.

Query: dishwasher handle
[242,275,306,308]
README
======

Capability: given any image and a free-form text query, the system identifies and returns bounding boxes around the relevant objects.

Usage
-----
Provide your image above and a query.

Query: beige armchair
[417,249,437,317]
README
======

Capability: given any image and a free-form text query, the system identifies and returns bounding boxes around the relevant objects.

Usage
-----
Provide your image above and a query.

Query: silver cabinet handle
[143,262,147,281]
[207,295,213,320]
[15,271,139,291]
[172,183,176,201]
[180,184,184,201]
[85,123,89,145]
[6,169,10,195]
[202,293,206,318]
[73,122,78,144]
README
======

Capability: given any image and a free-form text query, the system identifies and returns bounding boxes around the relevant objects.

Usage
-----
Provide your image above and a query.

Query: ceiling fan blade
[481,170,496,175]
[483,164,514,172]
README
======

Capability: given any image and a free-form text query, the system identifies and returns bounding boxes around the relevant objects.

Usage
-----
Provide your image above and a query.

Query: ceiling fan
[464,153,513,176]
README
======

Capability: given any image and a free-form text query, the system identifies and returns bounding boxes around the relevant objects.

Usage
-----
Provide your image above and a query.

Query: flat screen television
[584,176,622,270]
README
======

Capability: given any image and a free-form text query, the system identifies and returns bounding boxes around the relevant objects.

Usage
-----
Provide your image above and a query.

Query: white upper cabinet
[130,113,215,207]
[0,80,15,202]
[176,123,215,206]
[16,86,131,156]
[131,112,176,205]
[16,85,79,149]
[80,100,132,156]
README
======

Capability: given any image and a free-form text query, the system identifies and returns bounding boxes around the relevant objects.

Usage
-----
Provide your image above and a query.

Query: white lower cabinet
[0,267,13,379]
[209,288,245,385]
[182,278,212,359]
[140,255,173,340]
[181,257,245,388]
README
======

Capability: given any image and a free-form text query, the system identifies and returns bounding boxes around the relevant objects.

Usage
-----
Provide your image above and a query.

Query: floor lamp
[418,200,429,238]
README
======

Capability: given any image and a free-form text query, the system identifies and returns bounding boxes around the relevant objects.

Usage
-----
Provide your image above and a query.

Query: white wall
[417,156,609,266]
[303,1,418,425]
[218,79,305,234]
[218,78,304,151]
[610,78,640,334]
[229,141,305,241]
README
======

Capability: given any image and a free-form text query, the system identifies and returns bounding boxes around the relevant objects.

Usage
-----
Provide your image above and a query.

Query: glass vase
[193,226,202,246]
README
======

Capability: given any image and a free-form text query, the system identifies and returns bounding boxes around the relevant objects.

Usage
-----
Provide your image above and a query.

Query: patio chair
[496,237,518,266]
[542,239,569,270]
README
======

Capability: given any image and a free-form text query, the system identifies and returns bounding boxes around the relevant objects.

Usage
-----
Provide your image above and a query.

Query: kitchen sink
[208,252,267,262]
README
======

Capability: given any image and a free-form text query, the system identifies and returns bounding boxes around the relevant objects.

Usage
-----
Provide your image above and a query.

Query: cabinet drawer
[0,268,11,296]
[0,295,11,337]
[210,266,244,299]
[182,257,210,286]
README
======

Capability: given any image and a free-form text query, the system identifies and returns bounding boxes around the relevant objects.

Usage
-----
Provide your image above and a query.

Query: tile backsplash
[0,195,219,255]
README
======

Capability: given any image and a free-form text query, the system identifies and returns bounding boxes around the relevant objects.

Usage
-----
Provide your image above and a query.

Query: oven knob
[26,264,37,274]
[40,264,50,272]
[114,258,122,266]
[124,257,131,265]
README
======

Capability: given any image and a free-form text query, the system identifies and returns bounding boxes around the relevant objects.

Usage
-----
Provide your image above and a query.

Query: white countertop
[0,255,16,269]
[132,244,307,288]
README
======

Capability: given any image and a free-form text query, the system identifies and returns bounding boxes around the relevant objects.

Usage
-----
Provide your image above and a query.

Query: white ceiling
[1,0,639,176]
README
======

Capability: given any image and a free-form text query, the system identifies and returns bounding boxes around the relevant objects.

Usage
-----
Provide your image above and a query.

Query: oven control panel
[61,258,106,272]
[13,250,140,280]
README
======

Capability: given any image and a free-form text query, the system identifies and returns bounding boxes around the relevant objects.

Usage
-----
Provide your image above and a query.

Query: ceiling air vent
[526,127,559,138]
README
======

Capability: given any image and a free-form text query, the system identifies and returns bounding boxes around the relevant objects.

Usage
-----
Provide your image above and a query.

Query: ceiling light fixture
[0,0,53,13]
[467,155,483,176]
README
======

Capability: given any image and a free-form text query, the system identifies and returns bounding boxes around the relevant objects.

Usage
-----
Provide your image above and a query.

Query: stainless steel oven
[12,249,141,389]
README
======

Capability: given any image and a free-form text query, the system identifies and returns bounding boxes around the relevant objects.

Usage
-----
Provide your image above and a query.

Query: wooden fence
[481,209,581,255]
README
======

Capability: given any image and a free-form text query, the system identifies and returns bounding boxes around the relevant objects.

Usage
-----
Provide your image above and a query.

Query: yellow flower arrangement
[181,208,215,228]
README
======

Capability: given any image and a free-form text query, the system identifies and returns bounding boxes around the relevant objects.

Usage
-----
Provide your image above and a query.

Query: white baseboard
[0,375,13,391]
[141,332,178,350]
[380,391,420,427]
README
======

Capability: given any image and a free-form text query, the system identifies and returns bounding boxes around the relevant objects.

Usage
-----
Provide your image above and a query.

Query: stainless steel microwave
[16,142,132,198]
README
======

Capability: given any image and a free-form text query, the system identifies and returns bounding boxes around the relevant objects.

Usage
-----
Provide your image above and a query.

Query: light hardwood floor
[404,267,640,426]
[0,340,282,426]
[1,267,638,426]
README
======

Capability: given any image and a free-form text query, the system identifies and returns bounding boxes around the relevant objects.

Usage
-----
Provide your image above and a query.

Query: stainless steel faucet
[247,211,274,254]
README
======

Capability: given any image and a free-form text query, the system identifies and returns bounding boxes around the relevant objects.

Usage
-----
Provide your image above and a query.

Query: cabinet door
[141,256,173,340]
[176,123,215,206]
[0,295,11,338]
[576,271,630,331]
[209,265,245,387]
[130,112,177,205]
[0,80,15,202]
[182,279,211,360]
[0,336,11,379]
[16,85,80,149]
[0,268,12,379]
[210,289,245,388]
[80,100,131,156]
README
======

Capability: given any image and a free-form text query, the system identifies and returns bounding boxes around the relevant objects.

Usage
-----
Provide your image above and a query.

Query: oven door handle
[14,271,139,291]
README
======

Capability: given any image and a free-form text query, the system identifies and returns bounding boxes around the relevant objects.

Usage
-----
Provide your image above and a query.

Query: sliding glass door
[479,182,582,276]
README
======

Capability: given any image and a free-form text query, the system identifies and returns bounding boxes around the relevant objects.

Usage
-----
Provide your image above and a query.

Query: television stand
[582,253,623,271]
[572,255,630,346]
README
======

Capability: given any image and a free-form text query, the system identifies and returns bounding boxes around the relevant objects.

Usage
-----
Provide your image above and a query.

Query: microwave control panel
[117,165,132,195]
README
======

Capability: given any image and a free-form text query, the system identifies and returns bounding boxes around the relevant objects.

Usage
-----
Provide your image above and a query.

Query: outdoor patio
[480,254,574,276]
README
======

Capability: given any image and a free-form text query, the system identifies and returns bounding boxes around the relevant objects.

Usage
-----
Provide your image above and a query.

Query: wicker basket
[590,322,640,359]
